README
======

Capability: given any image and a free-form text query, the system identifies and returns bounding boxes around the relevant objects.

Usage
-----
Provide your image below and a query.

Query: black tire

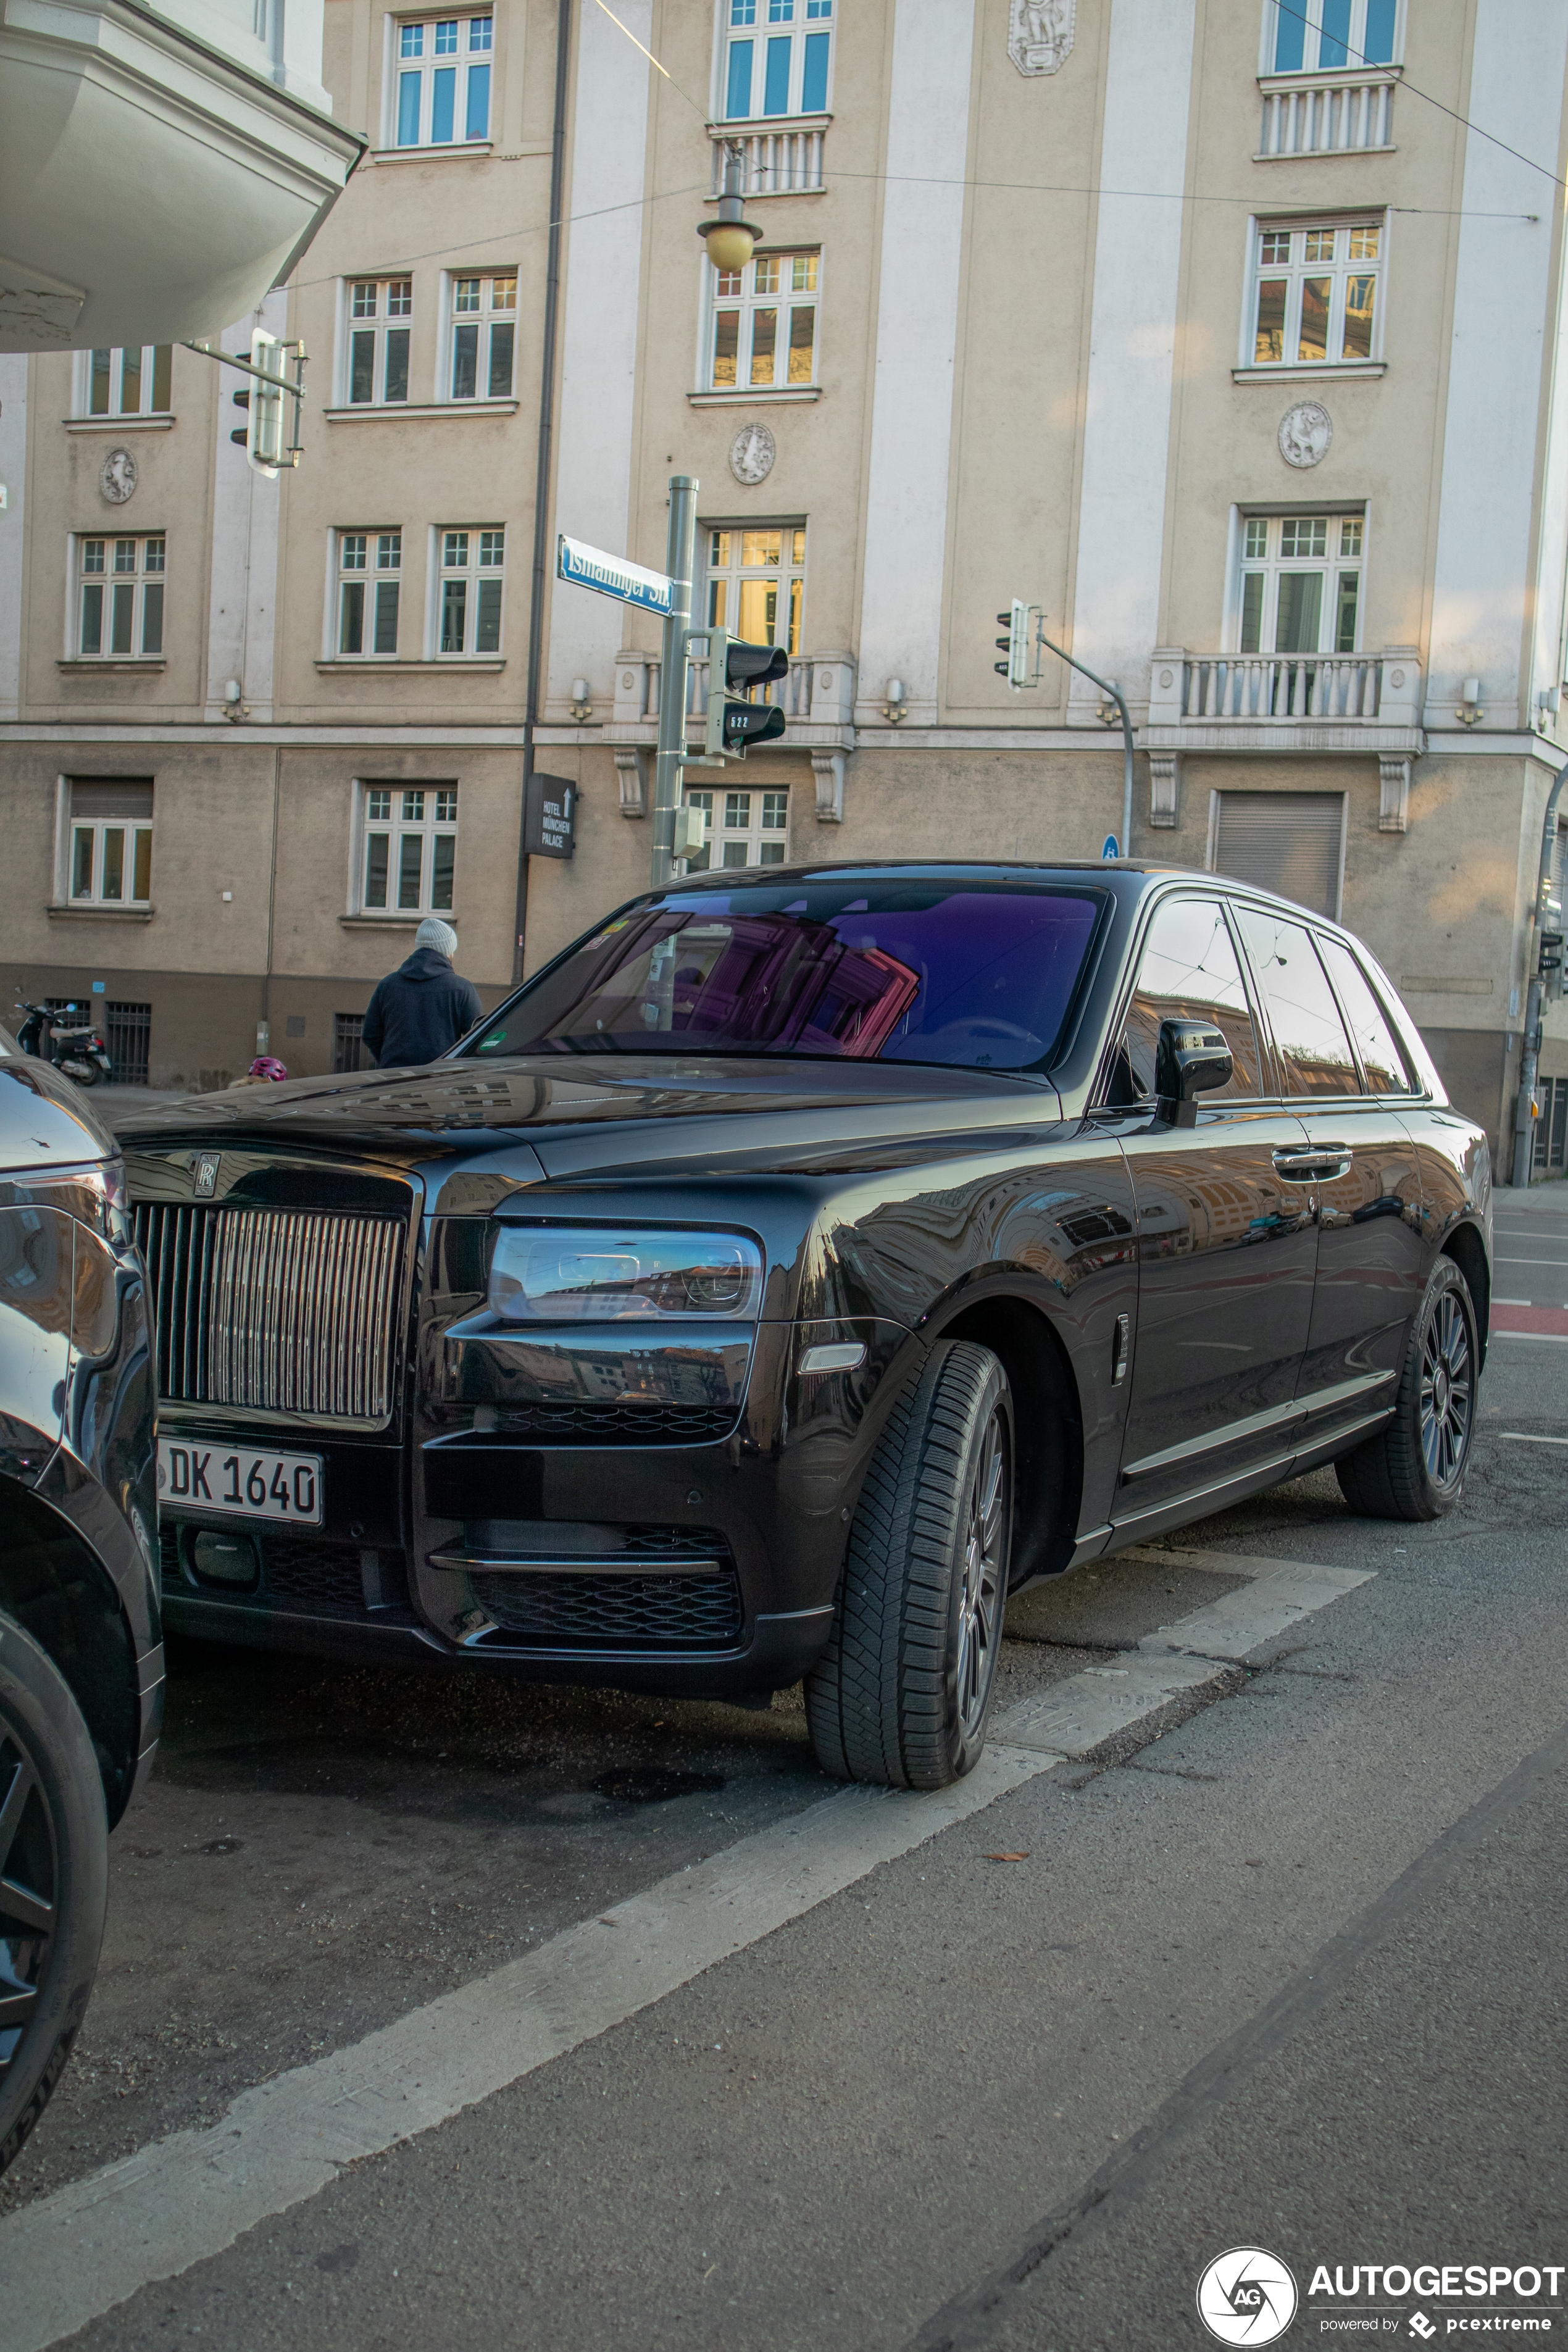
[806,1341,1013,1790]
[1335,1256,1478,1522]
[70,1065,101,1089]
[0,1609,109,2179]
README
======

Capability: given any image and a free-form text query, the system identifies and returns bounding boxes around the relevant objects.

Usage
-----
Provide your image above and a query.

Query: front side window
[67,779,154,905]
[437,526,504,654]
[710,251,818,390]
[1266,0,1399,74]
[393,12,492,144]
[1236,513,1364,654]
[76,535,165,658]
[723,0,833,119]
[448,272,516,399]
[1116,897,1263,1103]
[1249,220,1382,366]
[678,785,790,872]
[704,524,806,655]
[82,346,173,418]
[462,880,1103,1072]
[345,278,413,406]
[1234,907,1359,1096]
[359,783,458,913]
[336,530,402,657]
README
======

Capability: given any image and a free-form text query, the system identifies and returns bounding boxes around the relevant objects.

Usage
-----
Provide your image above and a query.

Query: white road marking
[1493,1298,1535,1306]
[1491,1331,1568,1343]
[1495,1256,1568,1266]
[0,1542,1375,2351]
[1500,1432,1568,1446]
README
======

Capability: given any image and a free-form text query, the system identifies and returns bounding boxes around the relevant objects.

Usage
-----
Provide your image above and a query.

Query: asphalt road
[4,1188,1567,2350]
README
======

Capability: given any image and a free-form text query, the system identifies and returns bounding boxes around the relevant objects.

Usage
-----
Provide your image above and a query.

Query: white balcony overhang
[1146,649,1426,759]
[0,0,363,351]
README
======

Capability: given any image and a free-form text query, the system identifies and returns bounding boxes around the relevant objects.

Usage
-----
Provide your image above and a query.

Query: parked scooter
[14,998,114,1086]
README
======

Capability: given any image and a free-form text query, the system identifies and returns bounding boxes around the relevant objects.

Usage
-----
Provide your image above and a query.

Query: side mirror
[1156,1019,1233,1127]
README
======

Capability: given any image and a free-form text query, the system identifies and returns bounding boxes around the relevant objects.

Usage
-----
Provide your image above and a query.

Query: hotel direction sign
[556,533,674,617]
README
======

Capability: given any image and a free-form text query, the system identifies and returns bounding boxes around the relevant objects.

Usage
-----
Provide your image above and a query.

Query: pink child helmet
[248,1056,289,1082]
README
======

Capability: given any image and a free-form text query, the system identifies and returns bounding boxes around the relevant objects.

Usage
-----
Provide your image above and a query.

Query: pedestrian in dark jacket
[361,918,483,1069]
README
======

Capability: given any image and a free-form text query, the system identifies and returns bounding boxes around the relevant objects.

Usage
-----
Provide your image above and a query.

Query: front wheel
[0,1611,110,2178]
[806,1341,1013,1790]
[1335,1256,1478,1521]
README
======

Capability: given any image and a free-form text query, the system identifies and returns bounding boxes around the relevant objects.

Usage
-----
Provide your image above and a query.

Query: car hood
[114,1055,1067,1182]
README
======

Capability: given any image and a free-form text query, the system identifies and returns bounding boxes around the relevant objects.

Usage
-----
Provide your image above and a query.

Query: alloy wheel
[954,1405,1011,1738]
[1419,1289,1473,1488]
[0,1730,56,2078]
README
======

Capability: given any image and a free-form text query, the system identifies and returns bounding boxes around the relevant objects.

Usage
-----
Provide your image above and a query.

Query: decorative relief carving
[729,422,775,485]
[1148,753,1180,830]
[1278,401,1333,469]
[99,447,137,504]
[1008,0,1075,74]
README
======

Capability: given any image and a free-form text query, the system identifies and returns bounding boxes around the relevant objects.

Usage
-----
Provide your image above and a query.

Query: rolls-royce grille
[470,1564,744,1650]
[134,1202,404,1423]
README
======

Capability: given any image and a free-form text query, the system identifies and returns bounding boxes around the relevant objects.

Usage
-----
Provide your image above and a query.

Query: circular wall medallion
[1277,401,1332,469]
[728,421,776,485]
[99,447,138,504]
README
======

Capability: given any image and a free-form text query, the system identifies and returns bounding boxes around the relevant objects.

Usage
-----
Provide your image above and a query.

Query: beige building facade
[4,0,1568,1168]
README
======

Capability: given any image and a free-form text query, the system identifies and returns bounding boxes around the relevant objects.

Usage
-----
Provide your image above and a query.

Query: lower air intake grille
[162,1525,402,1619]
[470,1566,744,1649]
[491,1401,738,1445]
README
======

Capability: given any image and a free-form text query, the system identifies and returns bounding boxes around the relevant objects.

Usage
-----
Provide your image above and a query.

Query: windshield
[463,880,1103,1072]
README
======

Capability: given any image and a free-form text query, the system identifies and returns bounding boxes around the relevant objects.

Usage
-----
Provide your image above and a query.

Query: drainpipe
[511,0,572,986]
[1508,752,1568,1189]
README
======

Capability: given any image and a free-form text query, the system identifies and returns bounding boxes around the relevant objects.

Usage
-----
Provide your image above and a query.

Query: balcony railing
[707,117,828,198]
[1257,70,1396,157]
[1174,654,1384,724]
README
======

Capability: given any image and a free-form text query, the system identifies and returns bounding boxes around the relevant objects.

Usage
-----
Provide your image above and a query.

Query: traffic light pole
[1035,623,1135,861]
[651,474,698,890]
[1509,750,1568,1189]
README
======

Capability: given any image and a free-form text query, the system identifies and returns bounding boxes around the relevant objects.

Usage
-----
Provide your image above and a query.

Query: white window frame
[701,521,807,656]
[1226,507,1368,656]
[339,275,414,407]
[1259,0,1404,75]
[332,530,403,659]
[75,346,173,420]
[351,781,460,916]
[704,248,819,392]
[678,782,791,874]
[386,10,493,148]
[439,269,517,403]
[715,0,835,122]
[430,525,506,657]
[60,782,155,907]
[72,533,166,660]
[1241,213,1386,372]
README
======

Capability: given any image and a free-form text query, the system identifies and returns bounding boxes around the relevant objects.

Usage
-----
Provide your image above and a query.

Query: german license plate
[157,1439,323,1527]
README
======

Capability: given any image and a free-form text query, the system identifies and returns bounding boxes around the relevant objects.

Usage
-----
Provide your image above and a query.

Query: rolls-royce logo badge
[193,1153,220,1198]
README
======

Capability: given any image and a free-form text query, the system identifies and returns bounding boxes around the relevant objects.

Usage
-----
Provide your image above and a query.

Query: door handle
[1272,1148,1353,1183]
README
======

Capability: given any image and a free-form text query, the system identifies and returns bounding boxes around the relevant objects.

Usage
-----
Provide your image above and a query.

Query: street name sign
[557,533,673,616]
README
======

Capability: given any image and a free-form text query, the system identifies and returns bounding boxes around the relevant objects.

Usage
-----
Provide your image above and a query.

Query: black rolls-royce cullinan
[120,862,1490,1790]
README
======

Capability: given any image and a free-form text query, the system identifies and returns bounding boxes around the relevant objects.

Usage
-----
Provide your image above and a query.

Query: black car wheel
[1335,1256,1478,1522]
[806,1341,1013,1790]
[0,1610,109,2178]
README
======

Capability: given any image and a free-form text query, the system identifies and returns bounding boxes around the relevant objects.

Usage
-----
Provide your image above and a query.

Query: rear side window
[1317,935,1416,1095]
[1119,896,1264,1100]
[1235,907,1359,1096]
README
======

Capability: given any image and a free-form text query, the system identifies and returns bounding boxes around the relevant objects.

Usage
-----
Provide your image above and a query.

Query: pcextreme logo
[1198,2248,1301,2345]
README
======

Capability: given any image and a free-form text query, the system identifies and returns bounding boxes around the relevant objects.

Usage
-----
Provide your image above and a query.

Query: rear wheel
[806,1342,1012,1790]
[0,1611,109,2178]
[1335,1256,1478,1522]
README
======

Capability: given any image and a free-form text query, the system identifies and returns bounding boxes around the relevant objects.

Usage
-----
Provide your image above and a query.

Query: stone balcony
[1145,649,1425,833]
[605,651,856,825]
[706,115,829,198]
[1256,66,1398,159]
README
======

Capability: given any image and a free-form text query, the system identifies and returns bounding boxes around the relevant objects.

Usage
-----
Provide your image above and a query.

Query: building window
[344,278,413,406]
[678,785,790,872]
[1265,0,1399,74]
[333,1012,367,1073]
[1235,514,1364,654]
[75,535,164,658]
[359,783,459,914]
[722,0,833,119]
[710,251,817,390]
[65,779,154,906]
[1248,220,1382,367]
[336,530,402,656]
[446,272,516,399]
[1211,790,1345,919]
[81,346,173,418]
[436,527,504,655]
[393,12,492,146]
[704,525,806,654]
[104,1002,152,1085]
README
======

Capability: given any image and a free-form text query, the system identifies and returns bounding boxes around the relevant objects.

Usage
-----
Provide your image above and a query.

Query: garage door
[1211,790,1345,917]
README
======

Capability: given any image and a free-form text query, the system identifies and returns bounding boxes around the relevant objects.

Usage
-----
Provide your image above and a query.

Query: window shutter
[1213,790,1343,917]
[70,779,154,820]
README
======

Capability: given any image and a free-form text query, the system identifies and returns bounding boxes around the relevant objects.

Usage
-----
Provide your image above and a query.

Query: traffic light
[231,329,287,477]
[1541,930,1565,1002]
[704,628,788,759]
[995,599,1030,689]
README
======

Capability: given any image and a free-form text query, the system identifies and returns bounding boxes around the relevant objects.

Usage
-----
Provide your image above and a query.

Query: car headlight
[488,1226,764,1323]
[0,1157,129,1245]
